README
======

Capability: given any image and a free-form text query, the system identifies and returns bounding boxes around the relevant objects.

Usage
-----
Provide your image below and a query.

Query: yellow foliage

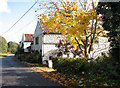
[104,83,108,86]
[37,0,104,53]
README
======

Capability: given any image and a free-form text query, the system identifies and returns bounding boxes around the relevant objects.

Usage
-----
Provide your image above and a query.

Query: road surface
[1,55,62,87]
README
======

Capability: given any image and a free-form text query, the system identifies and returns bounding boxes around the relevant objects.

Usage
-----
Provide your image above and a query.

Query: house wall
[42,34,61,62]
[32,36,42,52]
[90,37,110,58]
[43,34,61,44]
[42,44,58,56]
[19,34,33,52]
[24,42,32,52]
[31,21,42,52]
[20,34,24,48]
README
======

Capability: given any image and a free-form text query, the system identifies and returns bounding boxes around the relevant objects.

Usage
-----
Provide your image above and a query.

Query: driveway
[1,55,62,87]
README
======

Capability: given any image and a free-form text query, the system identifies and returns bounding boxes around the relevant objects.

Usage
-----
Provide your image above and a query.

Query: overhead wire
[14,18,36,34]
[1,0,39,36]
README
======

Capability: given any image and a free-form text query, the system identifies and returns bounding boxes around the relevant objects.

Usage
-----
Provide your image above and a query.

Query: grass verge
[0,53,8,58]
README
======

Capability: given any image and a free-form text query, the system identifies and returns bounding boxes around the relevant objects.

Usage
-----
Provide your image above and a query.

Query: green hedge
[52,57,93,75]
[52,56,120,79]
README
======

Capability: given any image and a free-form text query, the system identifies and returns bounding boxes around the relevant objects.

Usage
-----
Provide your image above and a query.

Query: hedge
[52,57,94,75]
[52,56,120,79]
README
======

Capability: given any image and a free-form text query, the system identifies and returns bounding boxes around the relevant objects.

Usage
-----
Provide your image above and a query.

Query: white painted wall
[31,21,42,52]
[90,37,110,58]
[42,34,61,61]
[20,34,24,48]
[43,45,58,56]
[24,42,32,52]
[43,34,61,43]
[20,34,32,52]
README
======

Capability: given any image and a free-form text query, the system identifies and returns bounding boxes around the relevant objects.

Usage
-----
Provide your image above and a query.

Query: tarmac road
[1,55,62,87]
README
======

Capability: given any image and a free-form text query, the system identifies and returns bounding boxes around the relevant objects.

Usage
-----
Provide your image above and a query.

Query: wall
[24,42,32,52]
[19,34,24,48]
[42,34,61,62]
[31,21,42,52]
[90,37,110,58]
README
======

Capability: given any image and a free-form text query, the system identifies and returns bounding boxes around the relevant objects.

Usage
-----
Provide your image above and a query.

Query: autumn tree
[37,0,105,58]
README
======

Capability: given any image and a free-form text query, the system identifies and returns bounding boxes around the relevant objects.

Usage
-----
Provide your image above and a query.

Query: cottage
[31,21,61,64]
[32,21,110,65]
[19,34,33,52]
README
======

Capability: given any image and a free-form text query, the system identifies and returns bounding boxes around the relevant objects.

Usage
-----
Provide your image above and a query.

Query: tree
[97,2,120,62]
[7,41,19,54]
[0,36,8,53]
[37,0,105,58]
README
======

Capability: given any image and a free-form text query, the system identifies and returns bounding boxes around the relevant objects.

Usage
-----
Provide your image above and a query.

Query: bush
[52,56,120,80]
[52,57,92,75]
[88,56,120,79]
[19,51,42,64]
[32,51,42,63]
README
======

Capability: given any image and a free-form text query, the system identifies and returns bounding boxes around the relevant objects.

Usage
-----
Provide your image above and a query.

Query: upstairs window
[35,37,39,45]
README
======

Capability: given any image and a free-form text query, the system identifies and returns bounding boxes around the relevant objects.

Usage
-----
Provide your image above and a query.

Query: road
[1,55,62,87]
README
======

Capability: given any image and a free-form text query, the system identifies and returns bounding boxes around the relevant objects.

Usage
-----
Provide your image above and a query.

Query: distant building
[19,34,33,52]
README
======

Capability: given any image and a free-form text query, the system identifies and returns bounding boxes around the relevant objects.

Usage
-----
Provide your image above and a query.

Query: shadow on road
[2,55,63,87]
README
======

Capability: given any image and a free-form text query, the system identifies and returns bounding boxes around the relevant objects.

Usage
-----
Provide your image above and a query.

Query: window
[35,37,39,45]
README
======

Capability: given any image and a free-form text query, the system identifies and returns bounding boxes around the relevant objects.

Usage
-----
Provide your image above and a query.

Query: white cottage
[31,21,42,52]
[31,21,61,64]
[20,34,33,52]
[32,21,110,65]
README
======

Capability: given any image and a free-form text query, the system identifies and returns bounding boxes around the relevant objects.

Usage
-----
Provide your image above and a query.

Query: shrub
[52,56,120,80]
[89,56,120,79]
[32,51,42,63]
[52,57,92,75]
[22,51,42,64]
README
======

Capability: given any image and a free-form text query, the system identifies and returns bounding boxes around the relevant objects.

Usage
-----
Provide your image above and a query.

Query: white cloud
[0,0,11,13]
[7,0,35,2]
[3,20,37,43]
[0,21,3,27]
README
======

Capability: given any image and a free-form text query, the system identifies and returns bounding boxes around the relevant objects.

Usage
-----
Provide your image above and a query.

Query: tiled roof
[24,34,33,42]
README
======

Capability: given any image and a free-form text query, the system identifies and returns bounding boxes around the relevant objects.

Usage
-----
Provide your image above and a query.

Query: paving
[1,55,62,87]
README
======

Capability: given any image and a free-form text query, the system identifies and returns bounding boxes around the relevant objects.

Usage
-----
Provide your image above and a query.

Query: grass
[31,64,54,69]
[36,67,48,69]
[0,53,8,58]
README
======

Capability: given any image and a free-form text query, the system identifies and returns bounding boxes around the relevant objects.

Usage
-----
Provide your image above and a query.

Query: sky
[0,0,42,43]
[0,0,107,44]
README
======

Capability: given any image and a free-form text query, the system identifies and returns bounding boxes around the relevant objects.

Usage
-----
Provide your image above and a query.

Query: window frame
[35,37,39,45]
